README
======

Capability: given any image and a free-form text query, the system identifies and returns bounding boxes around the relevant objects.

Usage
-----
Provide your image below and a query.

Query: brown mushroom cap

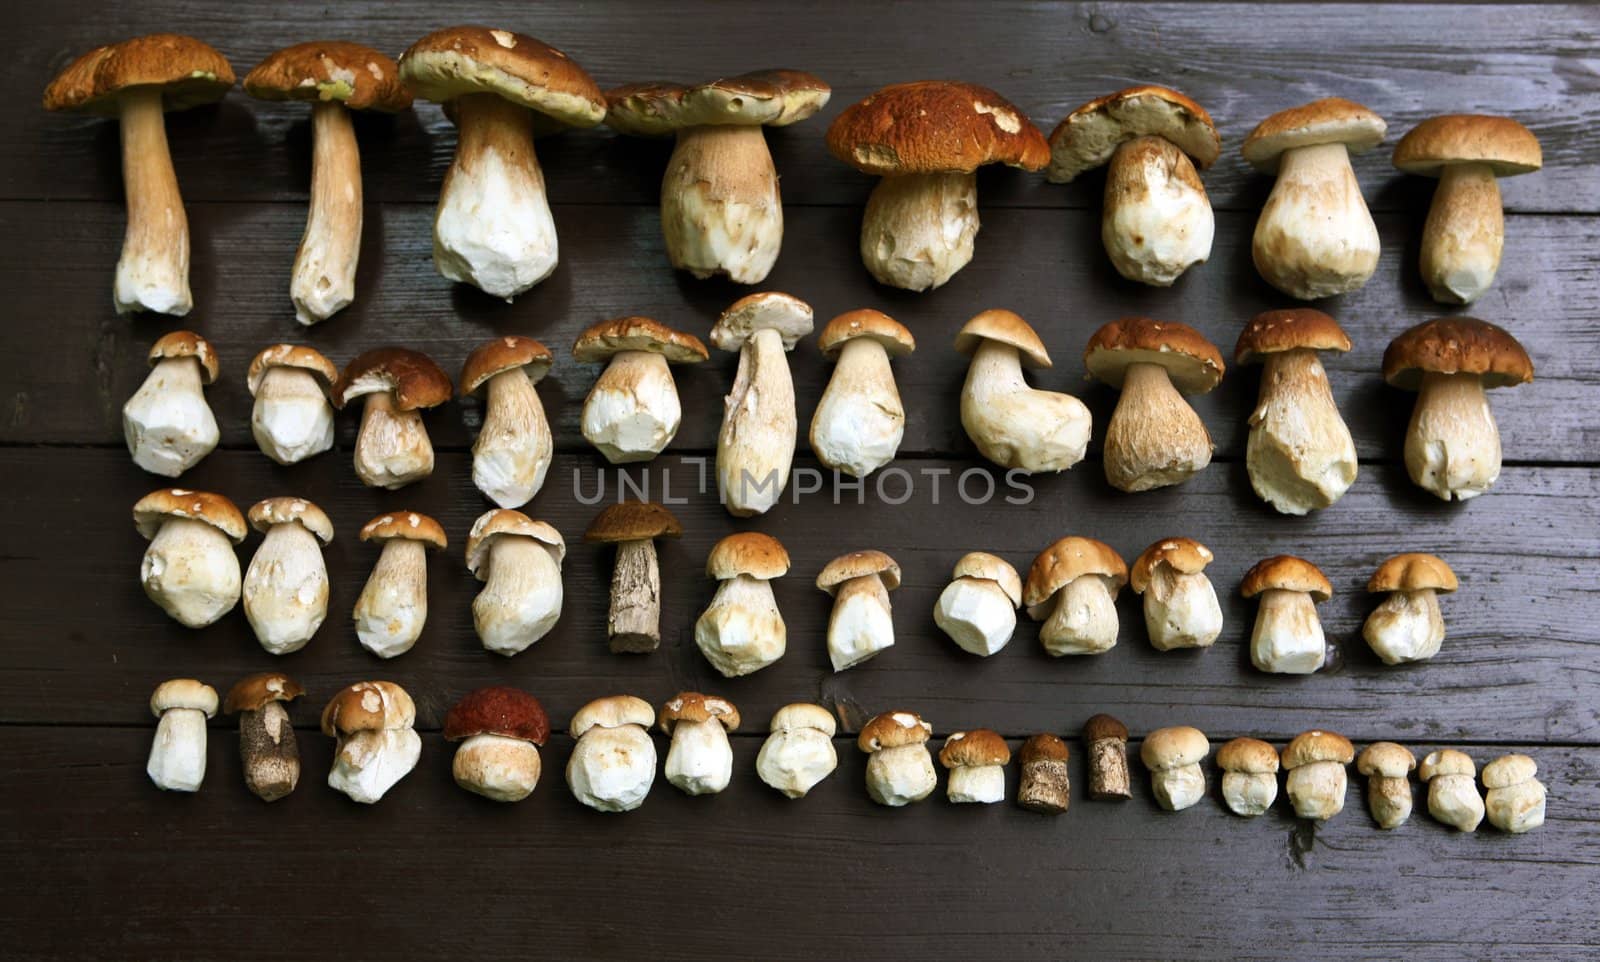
[1084,317,1225,394]
[148,331,220,384]
[1418,748,1476,781]
[1083,713,1129,743]
[770,703,838,736]
[442,686,550,744]
[1023,537,1128,608]
[459,336,555,395]
[397,26,605,126]
[1046,84,1221,183]
[571,316,708,365]
[706,531,790,581]
[1240,555,1332,602]
[1140,726,1210,770]
[939,729,1012,768]
[247,497,334,544]
[817,309,916,360]
[1393,114,1542,177]
[1367,553,1458,594]
[1217,737,1280,774]
[358,511,447,550]
[857,710,933,752]
[1382,317,1534,390]
[320,680,415,736]
[816,549,902,594]
[43,34,234,115]
[605,69,831,136]
[334,347,452,410]
[465,509,565,577]
[1019,732,1070,764]
[659,692,742,733]
[953,309,1053,368]
[150,678,220,717]
[584,501,684,544]
[223,672,305,714]
[1357,741,1417,779]
[1129,537,1215,594]
[243,41,412,112]
[709,291,814,352]
[133,488,246,542]
[1281,730,1356,769]
[951,551,1023,607]
[1242,97,1387,173]
[1235,309,1353,365]
[1481,753,1538,789]
[569,694,655,738]
[247,344,337,395]
[827,80,1049,176]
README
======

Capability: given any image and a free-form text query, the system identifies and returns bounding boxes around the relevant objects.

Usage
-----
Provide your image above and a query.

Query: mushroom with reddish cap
[333,347,452,490]
[940,729,1012,804]
[242,497,333,655]
[1084,714,1132,801]
[352,511,447,659]
[133,488,245,628]
[827,82,1050,291]
[1047,85,1221,286]
[1218,737,1279,817]
[573,317,708,464]
[934,551,1022,657]
[443,686,550,802]
[660,692,741,796]
[585,501,683,653]
[320,680,421,804]
[1419,749,1484,832]
[1393,115,1542,304]
[1241,554,1333,675]
[756,703,838,799]
[247,344,338,465]
[566,694,657,813]
[1282,729,1355,820]
[1130,537,1222,651]
[818,550,902,672]
[1357,741,1417,829]
[1024,537,1128,656]
[1243,98,1387,299]
[1017,734,1071,815]
[809,309,915,478]
[1483,753,1546,834]
[43,34,234,315]
[695,532,790,676]
[147,678,219,792]
[245,42,412,323]
[1383,317,1534,501]
[460,336,556,508]
[858,710,937,806]
[123,331,220,477]
[1363,552,1458,665]
[465,509,565,656]
[606,71,831,282]
[711,292,814,515]
[1141,725,1210,811]
[223,672,304,802]
[955,309,1091,473]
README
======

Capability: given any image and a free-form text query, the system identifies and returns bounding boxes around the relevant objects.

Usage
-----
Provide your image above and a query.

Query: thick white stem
[665,719,734,796]
[353,539,428,658]
[252,367,335,464]
[1151,763,1206,811]
[116,87,191,315]
[694,574,786,676]
[140,518,240,628]
[1102,136,1213,286]
[1252,142,1379,299]
[1363,588,1445,665]
[1420,163,1502,305]
[960,341,1090,473]
[1038,575,1119,656]
[1406,371,1501,501]
[1246,349,1358,514]
[354,392,434,489]
[1250,588,1326,674]
[473,369,553,507]
[472,537,563,655]
[810,338,905,477]
[566,725,657,812]
[123,356,218,477]
[947,765,1006,804]
[934,577,1017,656]
[717,328,795,516]
[1143,567,1223,650]
[1287,761,1349,820]
[582,351,681,464]
[147,708,208,792]
[1104,361,1212,492]
[243,522,329,654]
[865,744,937,806]
[661,125,781,283]
[827,574,895,671]
[329,728,422,804]
[860,171,978,291]
[292,101,362,324]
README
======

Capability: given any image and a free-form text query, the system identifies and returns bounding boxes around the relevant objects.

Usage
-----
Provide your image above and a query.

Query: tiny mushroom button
[1357,741,1417,829]
[858,711,937,807]
[660,693,741,796]
[1025,537,1128,656]
[1281,730,1355,820]
[1419,749,1485,832]
[711,292,814,517]
[1218,738,1280,817]
[1084,714,1132,801]
[247,344,338,465]
[1363,553,1458,665]
[320,680,421,805]
[1241,555,1333,675]
[1140,726,1210,812]
[955,309,1091,474]
[134,488,246,629]
[934,551,1023,657]
[818,550,902,672]
[573,317,708,464]
[242,497,334,655]
[940,729,1012,804]
[810,309,916,479]
[123,330,221,478]
[223,672,305,803]
[443,686,550,803]
[756,703,839,800]
[1483,754,1547,834]
[566,695,658,813]
[352,511,447,659]
[147,678,219,793]
[460,336,556,508]
[334,347,452,490]
[695,532,791,676]
[1016,734,1071,815]
[465,509,566,656]
[585,501,684,653]
[1130,537,1223,651]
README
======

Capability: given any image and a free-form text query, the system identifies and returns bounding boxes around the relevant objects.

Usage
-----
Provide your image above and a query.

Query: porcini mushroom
[398,27,606,299]
[460,336,556,508]
[465,508,565,656]
[247,344,338,465]
[858,710,937,807]
[1140,725,1210,812]
[244,42,411,323]
[443,686,549,802]
[1017,734,1071,815]
[756,703,838,799]
[826,82,1049,291]
[147,678,218,792]
[566,694,657,813]
[695,532,790,676]
[133,488,245,628]
[1218,737,1279,817]
[1483,754,1546,834]
[333,347,452,490]
[43,34,233,315]
[711,292,813,516]
[934,551,1023,657]
[1024,537,1128,656]
[1243,98,1386,300]
[1419,749,1485,832]
[1383,317,1534,502]
[1363,552,1458,665]
[660,693,741,796]
[1085,317,1224,492]
[123,331,220,477]
[1046,85,1221,285]
[1240,555,1333,675]
[1084,714,1132,801]
[585,501,682,653]
[1130,537,1223,651]
[1357,741,1417,829]
[1393,115,1542,304]
[818,550,902,672]
[954,309,1091,473]
[940,729,1012,804]
[320,680,421,804]
[242,497,333,655]
[573,317,708,464]
[1282,729,1355,820]
[223,672,304,802]
[352,511,446,659]
[605,71,831,282]
[809,309,916,478]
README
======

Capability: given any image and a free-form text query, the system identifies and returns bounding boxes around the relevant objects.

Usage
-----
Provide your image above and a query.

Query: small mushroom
[1016,734,1071,815]
[566,695,658,813]
[826,82,1049,291]
[242,497,333,655]
[711,292,814,516]
[1046,85,1221,286]
[660,692,741,796]
[1140,726,1210,812]
[1357,741,1417,830]
[146,678,219,792]
[1419,749,1485,832]
[1130,537,1223,651]
[320,680,421,805]
[1282,729,1355,820]
[123,331,220,477]
[810,310,916,478]
[352,511,447,659]
[1240,555,1333,675]
[1218,737,1280,817]
[756,703,838,800]
[222,672,304,803]
[940,729,1012,804]
[573,317,708,464]
[1243,98,1387,300]
[443,686,550,803]
[244,42,411,323]
[465,509,565,656]
[858,710,937,807]
[1482,753,1546,834]
[1393,115,1542,304]
[818,550,902,672]
[934,551,1023,657]
[1024,537,1128,656]
[1084,714,1132,801]
[1383,317,1533,501]
[133,488,245,628]
[585,501,683,653]
[954,309,1091,473]
[695,532,790,676]
[1363,553,1458,665]
[459,337,556,508]
[333,347,452,490]
[246,344,338,465]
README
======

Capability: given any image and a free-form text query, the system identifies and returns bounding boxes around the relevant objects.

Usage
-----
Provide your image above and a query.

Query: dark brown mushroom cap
[857,710,933,752]
[939,728,1012,768]
[1083,713,1129,743]
[571,316,708,365]
[1235,309,1353,365]
[604,69,830,136]
[817,309,916,360]
[1393,114,1542,177]
[953,309,1053,368]
[659,692,741,733]
[826,80,1049,175]
[43,34,234,115]
[247,344,337,395]
[244,41,411,111]
[1084,317,1225,394]
[1240,555,1332,602]
[442,686,550,744]
[320,680,415,736]
[459,336,555,395]
[1046,84,1220,182]
[223,672,305,714]
[148,331,220,384]
[397,25,605,126]
[1023,537,1128,608]
[584,501,683,544]
[333,348,452,410]
[1019,733,1070,764]
[1382,317,1534,390]
[358,511,448,550]
[133,488,247,542]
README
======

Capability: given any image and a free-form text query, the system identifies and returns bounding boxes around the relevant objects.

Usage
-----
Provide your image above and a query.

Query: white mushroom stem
[1142,566,1223,651]
[1102,136,1214,286]
[665,719,734,796]
[1405,371,1501,501]
[252,367,335,464]
[661,125,782,283]
[1150,763,1205,811]
[1367,774,1413,829]
[1246,349,1358,514]
[146,708,208,792]
[434,93,556,300]
[582,351,681,464]
[123,356,219,477]
[695,575,786,677]
[960,340,1090,473]
[865,745,938,806]
[1486,779,1546,834]
[1104,361,1212,492]
[810,337,905,478]
[566,725,656,812]
[1253,142,1380,299]
[606,539,660,653]
[1250,588,1326,674]
[453,734,541,802]
[242,523,330,655]
[1429,774,1485,831]
[472,537,563,655]
[860,171,978,291]
[717,328,795,516]
[756,729,837,799]
[1287,762,1348,819]
[292,101,362,324]
[141,518,240,628]
[473,369,553,508]
[354,392,434,490]
[328,729,422,804]
[1222,772,1278,816]
[1421,163,1502,305]
[353,539,428,658]
[947,764,1006,804]
[827,574,895,671]
[934,577,1017,656]
[1034,575,1119,656]
[1363,589,1445,665]
[115,87,191,316]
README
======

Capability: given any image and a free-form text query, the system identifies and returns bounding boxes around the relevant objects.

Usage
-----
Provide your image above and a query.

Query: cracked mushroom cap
[1083,714,1129,743]
[827,81,1049,175]
[1357,742,1417,779]
[320,681,415,735]
[359,511,447,550]
[397,26,606,126]
[605,70,830,136]
[1218,737,1280,774]
[584,501,683,544]
[334,348,451,411]
[1141,726,1210,770]
[570,694,656,738]
[572,316,708,365]
[150,678,219,718]
[710,291,814,352]
[706,531,790,581]
[43,34,235,115]
[133,488,247,542]
[952,551,1023,607]
[466,509,565,577]
[1046,84,1221,183]
[246,344,337,395]
[1281,730,1355,769]
[817,309,916,360]
[857,711,933,752]
[244,41,411,112]
[1482,753,1538,789]
[953,308,1053,368]
[1019,733,1070,764]
[1418,748,1476,781]
[1235,309,1353,365]
[1085,317,1225,394]
[1242,97,1387,173]
[459,336,555,396]
[223,672,305,714]
[1130,537,1215,594]
[1382,317,1534,391]
[1393,114,1542,177]
[817,549,902,595]
[1240,555,1332,602]
[443,686,550,745]
[939,729,1012,768]
[1023,537,1128,608]
[660,692,741,734]
[148,331,220,384]
[1368,553,1458,594]
[247,497,333,544]
[770,703,837,736]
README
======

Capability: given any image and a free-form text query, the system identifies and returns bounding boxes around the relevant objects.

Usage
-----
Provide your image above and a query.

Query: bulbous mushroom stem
[1428,773,1485,832]
[934,578,1017,656]
[581,351,681,464]
[1102,136,1214,286]
[1405,370,1501,501]
[239,702,300,802]
[1036,575,1119,655]
[1252,142,1380,299]
[1222,771,1278,816]
[860,170,978,291]
[827,573,896,671]
[147,707,208,792]
[665,718,735,796]
[810,337,905,477]
[1286,760,1348,819]
[661,125,782,283]
[472,536,563,655]
[756,728,837,799]
[1363,588,1445,665]
[242,522,330,655]
[329,728,422,804]
[141,518,240,628]
[453,733,541,802]
[1246,348,1358,514]
[1142,567,1223,650]
[607,538,661,653]
[252,367,335,465]
[353,539,428,658]
[566,725,657,812]
[354,392,434,489]
[1250,588,1326,674]
[960,340,1090,473]
[1367,774,1413,829]
[292,101,363,324]
[473,368,553,508]
[865,744,938,806]
[1103,361,1212,492]
[115,87,191,316]
[1151,763,1206,811]
[695,574,786,677]
[123,356,219,477]
[1420,163,1502,305]
[717,328,796,516]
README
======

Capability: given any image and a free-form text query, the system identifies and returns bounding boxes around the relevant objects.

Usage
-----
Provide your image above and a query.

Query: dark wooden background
[3,2,1598,960]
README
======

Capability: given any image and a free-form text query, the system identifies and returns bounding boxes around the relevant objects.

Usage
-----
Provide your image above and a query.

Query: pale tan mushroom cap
[770,703,838,736]
[817,309,916,359]
[827,80,1049,175]
[320,680,415,736]
[1217,737,1280,774]
[1393,114,1542,177]
[1023,537,1128,608]
[248,497,334,544]
[709,292,814,351]
[1357,741,1417,778]
[952,551,1023,607]
[1367,553,1458,594]
[605,69,830,135]
[572,316,708,365]
[1047,84,1220,182]
[1382,317,1534,391]
[1242,97,1387,172]
[150,678,219,718]
[398,25,606,126]
[1481,753,1538,789]
[569,694,655,738]
[148,331,220,384]
[857,710,933,752]
[358,511,448,550]
[1084,317,1225,394]
[1130,537,1215,593]
[1281,729,1355,769]
[953,309,1053,368]
[44,33,235,115]
[659,692,741,733]
[465,509,565,577]
[247,344,337,395]
[706,532,790,581]
[1419,748,1477,781]
[133,488,247,542]
[244,41,412,112]
[1240,555,1332,602]
[817,549,902,594]
[939,729,1012,768]
[1141,726,1210,770]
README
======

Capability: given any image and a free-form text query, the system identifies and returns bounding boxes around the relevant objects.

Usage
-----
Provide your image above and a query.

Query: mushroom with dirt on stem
[1024,537,1128,656]
[756,703,838,800]
[695,532,790,677]
[352,511,446,659]
[818,550,902,672]
[711,292,814,516]
[1357,741,1417,830]
[133,488,245,629]
[660,693,741,796]
[1419,749,1485,832]
[566,695,658,813]
[1282,729,1355,820]
[1363,552,1458,666]
[1017,733,1071,815]
[1130,537,1223,651]
[1218,737,1279,817]
[955,309,1091,473]
[1141,725,1210,812]
[1483,754,1546,834]
[247,344,338,465]
[242,497,333,655]
[1240,554,1333,675]
[858,711,937,807]
[1084,714,1132,801]
[465,509,565,656]
[810,309,915,478]
[934,551,1023,657]
[320,680,421,804]
[940,729,1012,804]
[585,501,682,653]
[459,336,556,508]
[333,347,452,490]
[573,317,708,464]
[123,331,220,478]
[443,686,550,803]
[147,678,219,793]
[223,672,304,803]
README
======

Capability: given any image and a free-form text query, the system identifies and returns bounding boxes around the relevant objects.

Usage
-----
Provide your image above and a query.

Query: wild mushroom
[810,309,915,478]
[1243,98,1387,300]
[1240,554,1333,675]
[818,550,902,672]
[352,511,446,659]
[604,71,831,282]
[756,703,838,800]
[1085,317,1224,492]
[242,497,333,655]
[1130,537,1223,651]
[1024,537,1128,656]
[1383,317,1534,501]
[223,672,304,803]
[133,488,245,628]
[1393,115,1542,304]
[398,27,606,299]
[443,686,550,803]
[566,694,657,813]
[1282,729,1355,820]
[585,501,683,653]
[1218,737,1279,817]
[1046,85,1221,286]
[695,532,790,676]
[573,317,708,464]
[146,678,218,792]
[1084,714,1132,801]
[660,693,741,796]
[459,336,556,508]
[940,729,1012,804]
[826,81,1049,291]
[243,42,412,323]
[1419,749,1485,832]
[333,347,452,490]
[43,34,233,315]
[1140,725,1210,812]
[247,344,338,465]
[320,680,421,804]
[1482,754,1546,834]
[711,292,813,516]
[934,551,1023,657]
[123,331,220,477]
[1357,741,1417,829]
[954,309,1091,473]
[465,509,565,656]
[858,710,936,807]
[1017,734,1071,815]
[1363,553,1458,665]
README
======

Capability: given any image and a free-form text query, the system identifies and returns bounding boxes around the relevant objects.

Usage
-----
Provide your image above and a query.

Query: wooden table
[4,3,1597,959]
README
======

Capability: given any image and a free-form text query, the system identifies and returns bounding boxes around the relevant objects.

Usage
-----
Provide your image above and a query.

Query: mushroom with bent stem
[1129,537,1222,651]
[460,336,556,508]
[465,509,565,656]
[711,292,814,516]
[818,550,902,672]
[1419,749,1484,832]
[934,551,1022,657]
[147,678,219,792]
[810,309,915,478]
[352,511,446,659]
[133,488,245,628]
[954,309,1091,473]
[1024,537,1128,656]
[223,672,304,803]
[756,703,838,800]
[123,331,220,478]
[573,317,707,464]
[443,686,549,803]
[242,497,333,655]
[660,692,741,797]
[1141,725,1210,812]
[1240,554,1332,675]
[1282,729,1355,820]
[333,348,452,490]
[695,532,790,677]
[858,710,937,807]
[566,695,657,813]
[1218,737,1279,817]
[585,501,682,653]
[1357,741,1417,829]
[321,680,421,804]
[247,344,338,465]
[1363,552,1458,666]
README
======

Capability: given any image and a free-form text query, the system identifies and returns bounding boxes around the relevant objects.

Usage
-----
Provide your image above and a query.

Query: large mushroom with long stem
[242,497,333,655]
[398,26,606,300]
[1024,537,1128,656]
[810,309,915,478]
[954,309,1091,474]
[573,317,708,464]
[247,344,338,465]
[585,501,683,653]
[123,331,220,477]
[711,292,813,516]
[133,488,245,628]
[244,42,412,324]
[352,511,446,659]
[460,336,555,508]
[333,348,452,490]
[43,34,234,316]
[465,508,565,656]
